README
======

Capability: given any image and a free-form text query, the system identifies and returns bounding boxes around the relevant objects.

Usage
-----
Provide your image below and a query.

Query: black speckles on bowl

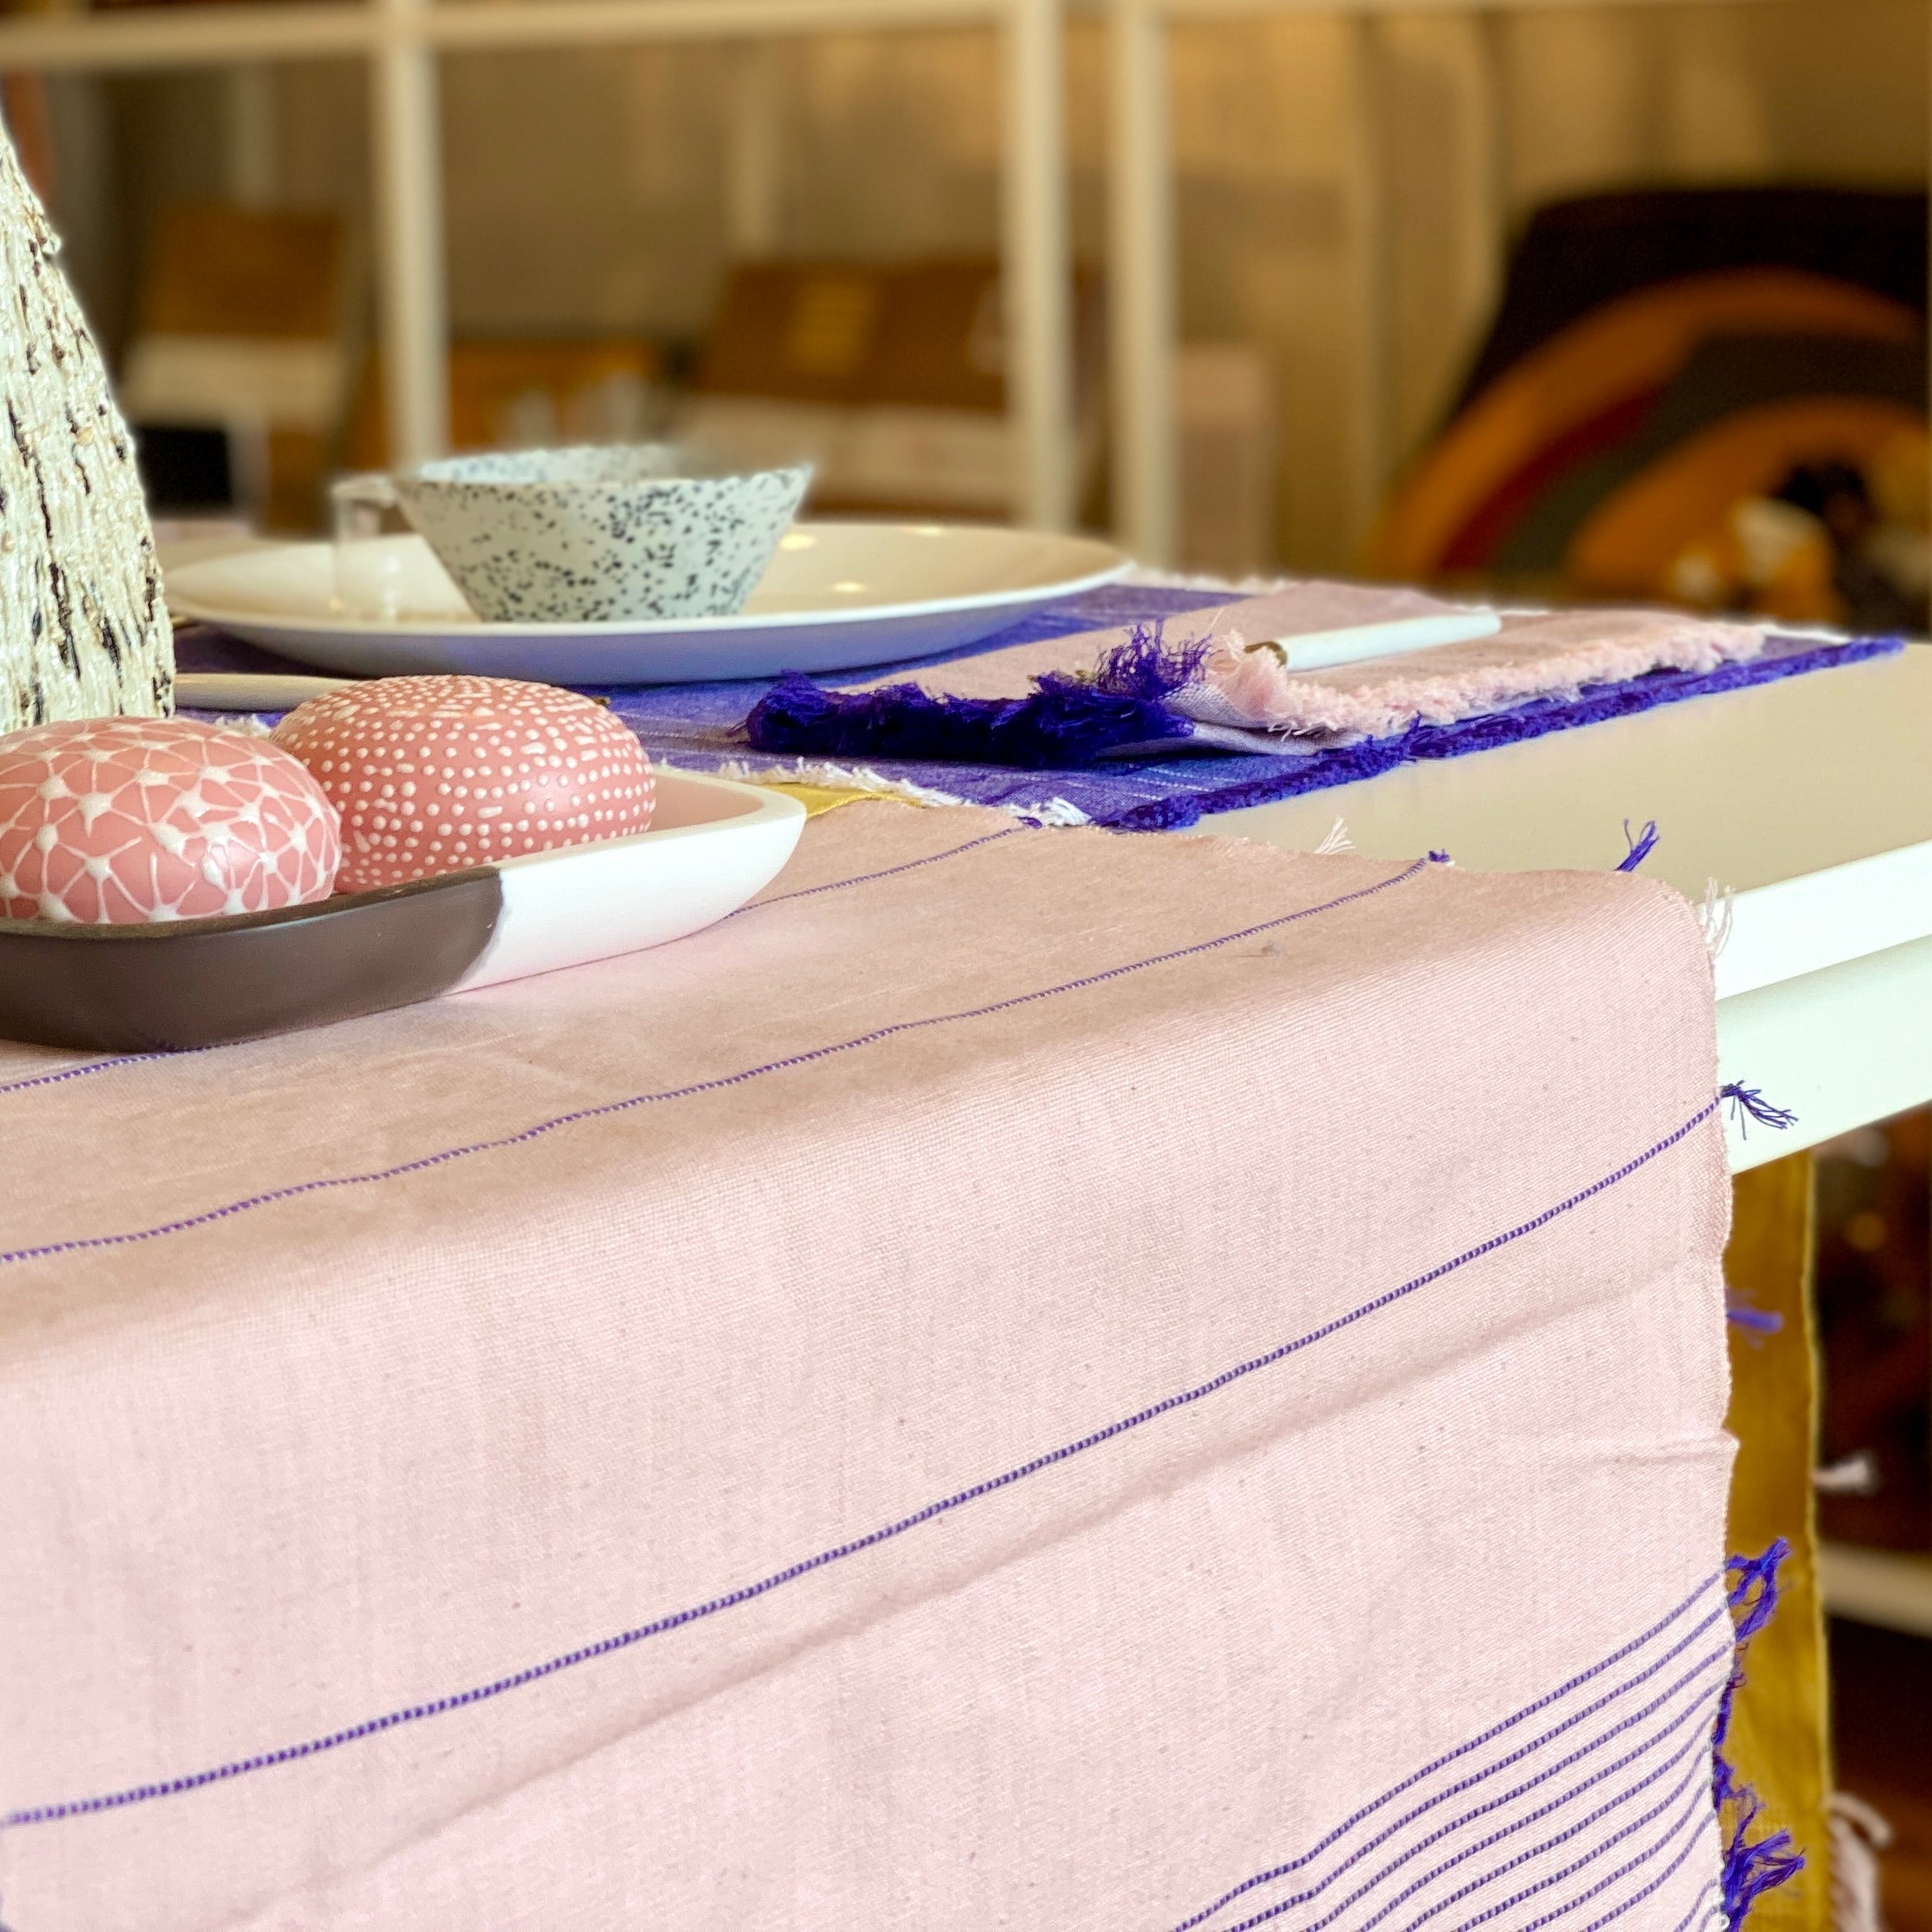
[395,445,813,625]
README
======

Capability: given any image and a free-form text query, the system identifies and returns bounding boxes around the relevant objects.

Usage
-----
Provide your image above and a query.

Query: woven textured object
[0,124,172,734]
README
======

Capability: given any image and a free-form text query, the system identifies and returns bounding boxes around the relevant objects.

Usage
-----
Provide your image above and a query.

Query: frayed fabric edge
[1715,1541,1806,1928]
[706,757,1095,829]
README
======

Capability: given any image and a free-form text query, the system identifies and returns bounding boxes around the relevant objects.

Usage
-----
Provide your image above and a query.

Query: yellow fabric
[1367,271,1917,578]
[1725,1154,1832,1932]
[756,781,890,817]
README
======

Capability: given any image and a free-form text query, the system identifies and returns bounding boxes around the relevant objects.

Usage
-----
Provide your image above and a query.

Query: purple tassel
[1712,1540,1806,1929]
[1725,1302,1784,1337]
[1617,819,1659,872]
[1725,1542,1787,1641]
[1089,625,1212,701]
[1721,1085,1798,1137]
[1427,850,1452,865]
[744,623,1208,771]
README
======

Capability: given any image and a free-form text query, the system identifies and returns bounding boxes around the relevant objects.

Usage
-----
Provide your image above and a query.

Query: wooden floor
[1830,1619,1932,1930]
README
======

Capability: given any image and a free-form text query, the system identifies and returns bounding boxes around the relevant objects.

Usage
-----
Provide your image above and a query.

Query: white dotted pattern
[273,676,655,893]
[0,717,342,923]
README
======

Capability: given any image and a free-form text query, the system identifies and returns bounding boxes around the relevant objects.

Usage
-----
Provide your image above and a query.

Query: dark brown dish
[0,869,504,1051]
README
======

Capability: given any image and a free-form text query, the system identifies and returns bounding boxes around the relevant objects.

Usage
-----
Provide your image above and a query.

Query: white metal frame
[0,0,1077,528]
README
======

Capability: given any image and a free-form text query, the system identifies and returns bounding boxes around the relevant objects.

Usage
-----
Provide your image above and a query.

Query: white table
[1215,642,1932,1636]
[1218,641,1932,1171]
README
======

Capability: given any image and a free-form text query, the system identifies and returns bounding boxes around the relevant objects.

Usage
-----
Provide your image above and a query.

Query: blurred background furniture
[1367,186,1931,632]
[122,201,356,526]
[674,255,1105,522]
[1106,0,1932,577]
[0,0,1080,531]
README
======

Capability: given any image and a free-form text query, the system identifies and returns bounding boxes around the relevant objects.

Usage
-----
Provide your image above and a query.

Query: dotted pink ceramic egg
[0,717,342,923]
[272,676,655,894]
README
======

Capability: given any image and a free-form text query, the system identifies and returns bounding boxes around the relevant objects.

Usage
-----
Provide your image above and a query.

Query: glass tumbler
[329,472,409,621]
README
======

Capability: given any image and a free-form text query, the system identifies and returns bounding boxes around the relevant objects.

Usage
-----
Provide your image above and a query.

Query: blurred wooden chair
[120,203,356,531]
[678,257,1105,526]
[345,337,665,474]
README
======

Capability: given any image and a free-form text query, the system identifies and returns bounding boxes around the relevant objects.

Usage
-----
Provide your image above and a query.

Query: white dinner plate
[165,520,1132,685]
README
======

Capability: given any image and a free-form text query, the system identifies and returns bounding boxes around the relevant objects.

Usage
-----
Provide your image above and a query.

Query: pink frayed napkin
[845,581,1768,757]
[1189,605,1769,740]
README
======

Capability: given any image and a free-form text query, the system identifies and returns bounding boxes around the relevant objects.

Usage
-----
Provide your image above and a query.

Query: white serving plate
[165,520,1132,685]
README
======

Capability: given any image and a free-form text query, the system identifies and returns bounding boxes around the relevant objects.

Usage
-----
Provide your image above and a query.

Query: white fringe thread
[708,757,1094,829]
[1829,1791,1893,1932]
[1699,878,1735,961]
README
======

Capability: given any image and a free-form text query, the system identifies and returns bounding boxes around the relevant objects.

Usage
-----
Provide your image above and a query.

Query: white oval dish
[166,520,1133,686]
[0,769,806,1051]
[459,765,804,993]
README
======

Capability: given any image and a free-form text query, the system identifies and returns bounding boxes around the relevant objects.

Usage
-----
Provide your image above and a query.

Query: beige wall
[61,0,1932,569]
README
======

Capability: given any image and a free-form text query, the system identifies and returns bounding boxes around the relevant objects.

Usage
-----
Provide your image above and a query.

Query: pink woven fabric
[852,582,1764,748]
[861,580,1478,705]
[1199,607,1767,736]
[0,804,1734,1930]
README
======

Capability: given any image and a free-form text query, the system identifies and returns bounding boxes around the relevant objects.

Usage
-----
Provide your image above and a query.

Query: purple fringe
[1618,820,1660,872]
[747,624,1207,770]
[1089,625,1213,700]
[1713,1541,1806,1928]
[1721,1084,1799,1136]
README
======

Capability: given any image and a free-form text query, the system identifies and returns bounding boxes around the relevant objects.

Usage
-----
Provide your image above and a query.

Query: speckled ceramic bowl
[391,446,812,625]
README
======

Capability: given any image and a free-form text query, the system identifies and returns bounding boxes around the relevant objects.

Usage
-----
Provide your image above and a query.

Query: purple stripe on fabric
[1173,1594,1729,1932]
[1664,1882,1721,1932]
[728,826,1025,916]
[2,1082,1717,1833]
[1319,1653,1727,1932]
[1222,1745,1717,1932]
[0,859,1429,1271]
[0,829,1028,1100]
[1378,1690,1723,1932]
[1192,1642,1727,1932]
[1522,1773,1719,1932]
[0,1052,177,1097]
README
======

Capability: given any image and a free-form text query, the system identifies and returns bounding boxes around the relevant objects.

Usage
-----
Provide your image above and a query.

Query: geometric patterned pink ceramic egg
[0,717,342,923]
[271,675,654,895]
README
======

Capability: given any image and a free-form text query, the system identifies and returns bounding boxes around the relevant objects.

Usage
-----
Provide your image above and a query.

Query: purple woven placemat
[176,584,1903,832]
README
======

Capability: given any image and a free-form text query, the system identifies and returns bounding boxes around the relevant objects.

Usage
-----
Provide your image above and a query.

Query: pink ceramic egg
[273,676,655,894]
[0,717,342,923]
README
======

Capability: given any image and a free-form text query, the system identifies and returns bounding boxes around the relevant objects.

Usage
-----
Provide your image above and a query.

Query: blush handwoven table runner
[1,802,1753,1929]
